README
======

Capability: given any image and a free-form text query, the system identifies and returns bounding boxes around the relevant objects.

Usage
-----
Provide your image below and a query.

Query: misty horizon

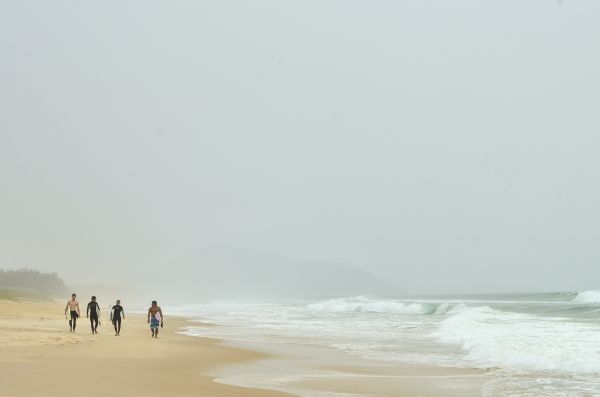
[2,1,600,296]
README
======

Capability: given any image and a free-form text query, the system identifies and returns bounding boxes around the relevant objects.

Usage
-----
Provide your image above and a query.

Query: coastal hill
[1,251,397,304]
[157,249,397,302]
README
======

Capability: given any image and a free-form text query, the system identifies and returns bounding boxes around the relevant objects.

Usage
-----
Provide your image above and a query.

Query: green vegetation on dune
[0,268,67,299]
[0,288,22,301]
[0,288,51,301]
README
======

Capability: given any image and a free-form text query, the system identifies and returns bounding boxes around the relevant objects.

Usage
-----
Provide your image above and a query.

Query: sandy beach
[0,298,492,397]
[0,299,291,397]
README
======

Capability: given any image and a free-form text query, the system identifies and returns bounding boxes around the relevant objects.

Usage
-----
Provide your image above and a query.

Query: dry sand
[0,299,291,397]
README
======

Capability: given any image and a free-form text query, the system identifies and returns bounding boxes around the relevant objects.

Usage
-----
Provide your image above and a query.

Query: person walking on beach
[64,293,80,332]
[86,296,101,334]
[147,300,163,338]
[110,300,125,336]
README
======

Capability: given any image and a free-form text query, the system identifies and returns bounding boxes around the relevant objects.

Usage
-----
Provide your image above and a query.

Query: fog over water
[1,1,599,297]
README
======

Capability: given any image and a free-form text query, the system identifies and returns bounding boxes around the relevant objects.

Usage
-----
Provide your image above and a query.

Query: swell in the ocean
[307,295,463,315]
[573,290,600,304]
[174,292,600,397]
[435,305,600,373]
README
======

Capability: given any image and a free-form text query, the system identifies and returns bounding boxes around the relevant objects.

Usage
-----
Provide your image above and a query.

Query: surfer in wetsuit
[86,296,100,334]
[64,293,80,332]
[147,300,163,338]
[110,300,125,336]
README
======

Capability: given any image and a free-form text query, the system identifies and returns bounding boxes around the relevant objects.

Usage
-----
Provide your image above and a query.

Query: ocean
[170,291,600,397]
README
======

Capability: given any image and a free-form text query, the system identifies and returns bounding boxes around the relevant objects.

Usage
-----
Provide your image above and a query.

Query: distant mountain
[157,249,397,302]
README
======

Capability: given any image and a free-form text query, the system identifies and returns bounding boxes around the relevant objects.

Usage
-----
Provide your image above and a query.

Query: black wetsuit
[87,301,100,333]
[69,310,78,331]
[112,304,124,335]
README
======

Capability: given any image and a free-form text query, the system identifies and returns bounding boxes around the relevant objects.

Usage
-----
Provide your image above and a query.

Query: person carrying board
[147,300,164,338]
[110,300,125,336]
[86,296,101,334]
[64,293,80,333]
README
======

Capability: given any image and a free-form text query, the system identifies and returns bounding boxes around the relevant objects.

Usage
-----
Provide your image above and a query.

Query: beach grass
[0,287,53,301]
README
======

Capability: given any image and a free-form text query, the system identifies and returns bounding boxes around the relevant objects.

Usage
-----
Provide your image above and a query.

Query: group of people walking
[64,293,164,338]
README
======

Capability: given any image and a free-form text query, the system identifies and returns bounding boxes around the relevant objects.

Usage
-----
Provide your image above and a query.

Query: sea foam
[573,290,600,304]
[174,295,600,397]
[307,296,460,315]
[436,306,600,373]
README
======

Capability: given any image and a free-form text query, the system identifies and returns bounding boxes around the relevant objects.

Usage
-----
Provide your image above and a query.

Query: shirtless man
[147,300,163,338]
[64,293,80,332]
[86,296,100,334]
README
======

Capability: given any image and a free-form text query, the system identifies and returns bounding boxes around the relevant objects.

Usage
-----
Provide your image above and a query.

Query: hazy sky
[1,1,599,294]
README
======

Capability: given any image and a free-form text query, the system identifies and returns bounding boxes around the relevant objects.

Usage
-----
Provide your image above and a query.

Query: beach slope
[0,300,291,397]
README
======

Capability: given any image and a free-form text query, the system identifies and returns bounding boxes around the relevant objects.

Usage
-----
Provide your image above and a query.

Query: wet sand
[204,338,489,397]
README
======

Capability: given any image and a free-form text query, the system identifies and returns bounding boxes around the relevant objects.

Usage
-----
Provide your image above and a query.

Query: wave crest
[573,290,600,304]
[436,306,600,373]
[307,296,461,315]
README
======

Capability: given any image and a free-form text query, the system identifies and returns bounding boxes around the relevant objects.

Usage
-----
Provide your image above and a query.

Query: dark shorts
[150,318,160,329]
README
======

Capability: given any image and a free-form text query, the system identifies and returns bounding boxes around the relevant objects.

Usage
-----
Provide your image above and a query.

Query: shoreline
[181,321,489,397]
[1,299,489,397]
[0,299,293,397]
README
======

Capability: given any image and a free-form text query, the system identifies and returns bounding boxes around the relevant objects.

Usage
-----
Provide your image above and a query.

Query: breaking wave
[436,306,600,373]
[573,290,600,304]
[307,296,462,315]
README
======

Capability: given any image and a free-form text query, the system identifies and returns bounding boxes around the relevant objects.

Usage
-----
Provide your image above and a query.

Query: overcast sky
[1,1,599,294]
